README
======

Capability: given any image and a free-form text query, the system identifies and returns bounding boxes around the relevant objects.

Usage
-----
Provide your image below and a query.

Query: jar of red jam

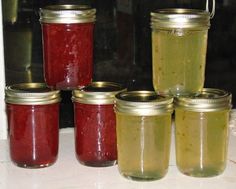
[40,5,96,90]
[5,83,61,168]
[72,82,125,167]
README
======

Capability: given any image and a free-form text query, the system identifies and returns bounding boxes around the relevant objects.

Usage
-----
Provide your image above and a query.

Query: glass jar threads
[115,91,173,181]
[151,9,210,96]
[72,82,125,167]
[5,83,61,168]
[174,88,232,177]
[40,5,96,90]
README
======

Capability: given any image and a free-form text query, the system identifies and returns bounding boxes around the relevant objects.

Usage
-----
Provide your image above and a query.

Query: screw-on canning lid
[5,83,61,105]
[115,91,174,116]
[174,88,232,112]
[151,9,210,29]
[39,5,96,24]
[72,82,125,105]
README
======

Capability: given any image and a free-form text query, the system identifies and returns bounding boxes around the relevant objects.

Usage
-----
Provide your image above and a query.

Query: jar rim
[5,83,61,105]
[174,88,232,112]
[39,4,96,24]
[72,81,126,105]
[115,91,174,116]
[151,8,210,29]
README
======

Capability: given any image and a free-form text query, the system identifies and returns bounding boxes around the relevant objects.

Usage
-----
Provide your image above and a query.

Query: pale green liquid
[175,109,229,177]
[152,29,208,96]
[116,114,172,181]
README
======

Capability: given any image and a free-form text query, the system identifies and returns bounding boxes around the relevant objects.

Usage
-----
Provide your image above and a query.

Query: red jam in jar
[40,5,96,90]
[72,82,125,167]
[5,83,61,168]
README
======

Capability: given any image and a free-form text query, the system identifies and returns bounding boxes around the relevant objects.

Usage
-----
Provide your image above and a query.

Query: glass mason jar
[174,88,232,177]
[115,91,173,181]
[72,82,125,167]
[5,23,32,71]
[151,9,211,96]
[2,0,18,24]
[40,5,96,90]
[5,83,61,168]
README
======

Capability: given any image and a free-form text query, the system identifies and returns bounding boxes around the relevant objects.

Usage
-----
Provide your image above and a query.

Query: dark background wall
[2,0,236,127]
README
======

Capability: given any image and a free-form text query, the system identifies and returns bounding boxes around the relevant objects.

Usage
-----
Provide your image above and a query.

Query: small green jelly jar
[114,91,173,181]
[174,88,232,177]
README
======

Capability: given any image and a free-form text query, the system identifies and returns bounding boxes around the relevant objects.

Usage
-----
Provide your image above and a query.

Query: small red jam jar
[40,5,96,90]
[72,82,125,167]
[5,83,61,168]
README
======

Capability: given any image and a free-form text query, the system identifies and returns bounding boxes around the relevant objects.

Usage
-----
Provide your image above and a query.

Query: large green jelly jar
[174,88,232,177]
[114,91,173,181]
[151,9,211,96]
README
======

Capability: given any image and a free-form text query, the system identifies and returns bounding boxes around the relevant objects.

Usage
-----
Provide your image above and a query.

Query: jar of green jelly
[174,88,232,177]
[115,91,173,181]
[151,8,211,96]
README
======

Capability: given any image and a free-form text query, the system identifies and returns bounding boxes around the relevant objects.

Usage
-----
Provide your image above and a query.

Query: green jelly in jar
[115,91,173,181]
[151,9,210,96]
[174,88,232,177]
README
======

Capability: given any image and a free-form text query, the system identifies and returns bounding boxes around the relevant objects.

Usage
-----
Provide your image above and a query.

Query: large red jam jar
[5,83,61,168]
[40,5,96,90]
[72,82,125,167]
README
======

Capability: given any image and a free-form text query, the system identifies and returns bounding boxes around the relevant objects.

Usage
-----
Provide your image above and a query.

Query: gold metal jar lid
[39,5,96,24]
[115,91,174,116]
[174,88,232,112]
[72,82,125,105]
[5,83,61,105]
[151,9,210,29]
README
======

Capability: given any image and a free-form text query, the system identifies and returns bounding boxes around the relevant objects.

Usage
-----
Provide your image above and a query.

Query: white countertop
[0,128,236,189]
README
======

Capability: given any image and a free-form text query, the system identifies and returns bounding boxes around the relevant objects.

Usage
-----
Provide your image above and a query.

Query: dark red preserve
[72,82,125,167]
[40,5,96,90]
[5,83,61,168]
